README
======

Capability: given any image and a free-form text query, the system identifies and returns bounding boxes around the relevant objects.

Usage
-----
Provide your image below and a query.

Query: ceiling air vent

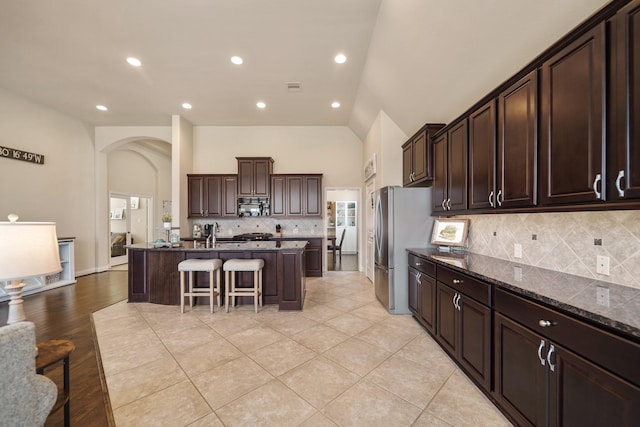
[286,82,302,92]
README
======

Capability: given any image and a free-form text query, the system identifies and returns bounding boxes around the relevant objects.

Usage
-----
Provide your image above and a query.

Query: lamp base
[5,280,26,324]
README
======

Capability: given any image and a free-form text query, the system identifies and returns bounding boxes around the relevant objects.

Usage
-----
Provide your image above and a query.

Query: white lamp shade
[0,222,61,281]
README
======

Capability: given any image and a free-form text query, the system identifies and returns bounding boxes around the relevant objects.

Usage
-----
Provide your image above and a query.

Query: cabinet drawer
[408,254,435,277]
[437,265,491,306]
[495,288,640,387]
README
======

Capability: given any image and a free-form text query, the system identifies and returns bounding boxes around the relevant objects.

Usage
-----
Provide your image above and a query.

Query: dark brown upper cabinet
[540,23,606,206]
[270,174,322,217]
[402,123,445,187]
[432,120,468,213]
[498,70,538,208]
[187,174,237,218]
[237,157,273,197]
[468,100,496,210]
[611,0,640,201]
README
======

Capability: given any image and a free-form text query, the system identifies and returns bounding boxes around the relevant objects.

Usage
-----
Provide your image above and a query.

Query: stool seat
[224,258,264,313]
[179,258,222,314]
[223,258,264,272]
[179,258,222,272]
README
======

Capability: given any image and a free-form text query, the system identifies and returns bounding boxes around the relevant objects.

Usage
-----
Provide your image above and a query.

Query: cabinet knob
[538,319,552,328]
[415,262,422,266]
[452,279,463,284]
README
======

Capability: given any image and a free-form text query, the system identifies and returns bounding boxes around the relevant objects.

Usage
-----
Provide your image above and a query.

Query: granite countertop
[407,248,640,341]
[128,240,308,251]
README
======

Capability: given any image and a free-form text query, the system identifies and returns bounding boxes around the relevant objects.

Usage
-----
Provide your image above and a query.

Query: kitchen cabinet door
[402,141,413,187]
[612,0,640,201]
[204,175,223,217]
[188,175,205,218]
[303,175,322,216]
[432,133,448,213]
[286,176,303,216]
[403,124,446,187]
[494,313,548,427]
[408,266,419,316]
[222,176,238,216]
[549,341,640,427]
[418,272,436,335]
[540,23,606,205]
[436,282,458,356]
[447,120,468,212]
[271,175,286,216]
[468,100,496,210]
[458,294,491,390]
[498,70,538,208]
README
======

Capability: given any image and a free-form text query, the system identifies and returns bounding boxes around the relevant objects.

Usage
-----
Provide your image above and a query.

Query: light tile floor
[93,271,512,427]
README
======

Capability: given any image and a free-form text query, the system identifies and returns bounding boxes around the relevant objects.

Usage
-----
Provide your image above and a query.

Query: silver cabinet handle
[416,272,421,284]
[539,320,552,328]
[593,173,602,198]
[497,189,503,207]
[489,191,494,207]
[453,279,463,284]
[538,340,546,367]
[442,199,446,210]
[616,170,625,197]
[547,344,556,372]
[454,293,461,311]
[415,262,422,266]
[452,293,457,309]
[446,198,451,210]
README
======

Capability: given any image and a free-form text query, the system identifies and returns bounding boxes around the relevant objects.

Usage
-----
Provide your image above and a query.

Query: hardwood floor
[0,271,128,427]
[326,253,358,271]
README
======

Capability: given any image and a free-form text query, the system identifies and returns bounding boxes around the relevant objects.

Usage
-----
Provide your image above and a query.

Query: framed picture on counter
[431,218,469,247]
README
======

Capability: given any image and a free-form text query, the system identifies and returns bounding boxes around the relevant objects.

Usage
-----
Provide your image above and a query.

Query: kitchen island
[127,240,307,310]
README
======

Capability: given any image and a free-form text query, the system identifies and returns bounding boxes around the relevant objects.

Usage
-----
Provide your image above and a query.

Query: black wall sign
[0,145,45,165]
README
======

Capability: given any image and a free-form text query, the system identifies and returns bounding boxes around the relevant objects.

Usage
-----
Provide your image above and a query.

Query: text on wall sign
[0,145,45,165]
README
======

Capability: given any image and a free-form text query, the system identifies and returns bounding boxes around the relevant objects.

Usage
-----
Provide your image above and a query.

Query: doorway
[326,188,360,271]
[109,194,152,267]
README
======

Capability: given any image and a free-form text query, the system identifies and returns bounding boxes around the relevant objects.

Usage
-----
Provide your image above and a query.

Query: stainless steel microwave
[238,197,270,217]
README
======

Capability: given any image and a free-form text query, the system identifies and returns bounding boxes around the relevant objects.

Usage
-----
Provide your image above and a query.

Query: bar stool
[223,259,264,313]
[178,258,223,313]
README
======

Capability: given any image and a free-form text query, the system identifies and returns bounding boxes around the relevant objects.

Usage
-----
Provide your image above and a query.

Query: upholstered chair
[0,321,57,427]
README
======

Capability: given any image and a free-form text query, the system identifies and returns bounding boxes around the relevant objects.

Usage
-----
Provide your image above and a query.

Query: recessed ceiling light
[256,101,266,109]
[182,103,192,109]
[334,53,347,64]
[231,56,244,65]
[331,101,341,109]
[126,57,142,67]
[96,105,108,111]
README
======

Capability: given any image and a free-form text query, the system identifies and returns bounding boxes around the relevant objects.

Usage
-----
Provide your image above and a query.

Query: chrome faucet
[206,234,213,248]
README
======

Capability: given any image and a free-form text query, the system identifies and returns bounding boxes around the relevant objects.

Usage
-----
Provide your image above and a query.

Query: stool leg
[215,268,221,307]
[253,270,258,313]
[209,270,214,314]
[225,270,230,313]
[189,271,195,308]
[231,272,236,308]
[259,268,263,307]
[180,271,185,314]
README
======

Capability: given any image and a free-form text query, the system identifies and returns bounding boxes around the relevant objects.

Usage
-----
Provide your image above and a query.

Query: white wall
[193,126,363,187]
[0,88,97,275]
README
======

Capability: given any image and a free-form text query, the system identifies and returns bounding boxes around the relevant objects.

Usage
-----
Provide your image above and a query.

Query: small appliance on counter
[203,224,213,237]
[193,224,202,238]
[275,224,281,237]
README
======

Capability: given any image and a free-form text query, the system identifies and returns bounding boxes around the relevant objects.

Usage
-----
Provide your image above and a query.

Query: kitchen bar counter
[407,248,640,339]
[127,241,307,310]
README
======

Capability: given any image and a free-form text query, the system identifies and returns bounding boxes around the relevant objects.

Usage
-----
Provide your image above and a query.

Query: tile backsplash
[190,218,325,237]
[459,210,640,290]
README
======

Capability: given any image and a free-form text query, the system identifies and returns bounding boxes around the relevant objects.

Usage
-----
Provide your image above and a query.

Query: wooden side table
[36,339,75,427]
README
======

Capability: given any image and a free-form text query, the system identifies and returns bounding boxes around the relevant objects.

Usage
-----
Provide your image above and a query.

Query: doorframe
[109,192,154,267]
[324,187,362,272]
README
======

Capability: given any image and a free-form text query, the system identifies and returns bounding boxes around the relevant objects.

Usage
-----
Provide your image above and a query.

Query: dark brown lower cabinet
[303,238,322,277]
[495,290,640,427]
[436,281,492,391]
[408,266,436,335]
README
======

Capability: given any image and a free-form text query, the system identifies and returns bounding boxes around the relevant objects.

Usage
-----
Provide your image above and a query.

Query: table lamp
[0,214,61,324]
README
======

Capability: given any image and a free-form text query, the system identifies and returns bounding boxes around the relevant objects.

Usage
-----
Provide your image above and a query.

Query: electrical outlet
[513,266,523,281]
[596,285,610,307]
[514,243,523,259]
[596,255,610,276]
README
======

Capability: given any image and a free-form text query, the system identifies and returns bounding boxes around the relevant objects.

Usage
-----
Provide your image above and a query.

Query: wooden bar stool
[223,259,264,313]
[178,258,222,313]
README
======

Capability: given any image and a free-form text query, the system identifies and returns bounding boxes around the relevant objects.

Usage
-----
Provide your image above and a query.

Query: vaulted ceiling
[0,0,609,140]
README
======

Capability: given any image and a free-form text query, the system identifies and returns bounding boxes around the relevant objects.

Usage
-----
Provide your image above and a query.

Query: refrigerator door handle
[374,194,383,259]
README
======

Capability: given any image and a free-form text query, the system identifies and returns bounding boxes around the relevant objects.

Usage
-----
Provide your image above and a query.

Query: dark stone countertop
[407,248,640,341]
[128,240,308,251]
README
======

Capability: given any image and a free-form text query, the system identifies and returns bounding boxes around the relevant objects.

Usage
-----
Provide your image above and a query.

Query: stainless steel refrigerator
[374,186,433,314]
